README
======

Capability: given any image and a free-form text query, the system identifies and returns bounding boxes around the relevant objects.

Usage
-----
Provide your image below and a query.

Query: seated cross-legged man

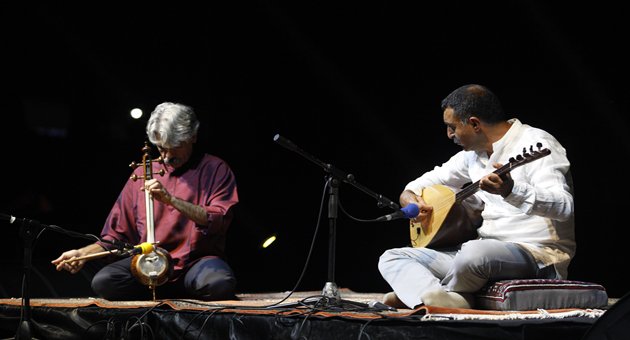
[378,84,575,309]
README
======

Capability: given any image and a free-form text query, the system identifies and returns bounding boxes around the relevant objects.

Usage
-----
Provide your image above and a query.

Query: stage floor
[0,289,619,340]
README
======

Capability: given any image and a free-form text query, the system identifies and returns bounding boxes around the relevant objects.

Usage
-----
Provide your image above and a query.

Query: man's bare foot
[421,290,472,309]
[383,291,408,309]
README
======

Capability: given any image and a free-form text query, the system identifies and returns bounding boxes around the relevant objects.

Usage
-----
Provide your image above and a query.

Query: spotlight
[261,234,277,249]
[130,108,143,119]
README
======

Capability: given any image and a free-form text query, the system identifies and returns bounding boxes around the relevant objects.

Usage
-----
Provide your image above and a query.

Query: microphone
[367,300,397,311]
[127,242,155,256]
[1,213,35,225]
[1,213,17,224]
[273,134,298,151]
[375,204,420,222]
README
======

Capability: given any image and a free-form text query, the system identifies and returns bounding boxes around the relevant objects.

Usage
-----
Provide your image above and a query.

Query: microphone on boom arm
[375,204,420,222]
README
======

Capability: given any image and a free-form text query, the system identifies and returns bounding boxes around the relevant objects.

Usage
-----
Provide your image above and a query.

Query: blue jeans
[378,239,556,308]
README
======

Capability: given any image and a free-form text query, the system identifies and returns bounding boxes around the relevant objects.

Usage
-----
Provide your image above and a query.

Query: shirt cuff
[503,181,534,214]
[403,184,422,196]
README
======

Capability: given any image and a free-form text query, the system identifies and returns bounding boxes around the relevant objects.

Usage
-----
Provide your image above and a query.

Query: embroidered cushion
[475,279,608,311]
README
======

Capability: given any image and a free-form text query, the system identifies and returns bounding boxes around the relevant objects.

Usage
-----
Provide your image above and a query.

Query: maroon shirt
[97,152,239,280]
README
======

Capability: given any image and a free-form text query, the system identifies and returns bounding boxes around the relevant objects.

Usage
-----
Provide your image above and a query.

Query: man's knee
[188,275,237,300]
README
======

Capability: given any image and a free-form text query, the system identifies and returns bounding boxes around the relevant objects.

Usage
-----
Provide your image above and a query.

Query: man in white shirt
[378,84,574,309]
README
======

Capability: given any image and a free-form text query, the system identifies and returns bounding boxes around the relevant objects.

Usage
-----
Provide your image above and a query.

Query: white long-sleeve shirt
[404,119,575,278]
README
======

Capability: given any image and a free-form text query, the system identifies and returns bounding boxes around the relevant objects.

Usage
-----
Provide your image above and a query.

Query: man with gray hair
[53,102,239,301]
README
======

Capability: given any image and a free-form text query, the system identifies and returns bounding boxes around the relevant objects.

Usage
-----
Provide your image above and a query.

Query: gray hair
[146,102,200,148]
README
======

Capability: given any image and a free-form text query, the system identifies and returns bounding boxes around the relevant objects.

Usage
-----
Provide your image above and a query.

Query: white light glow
[261,235,277,249]
[130,108,143,119]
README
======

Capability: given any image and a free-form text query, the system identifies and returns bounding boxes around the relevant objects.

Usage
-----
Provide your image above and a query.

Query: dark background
[2,2,628,299]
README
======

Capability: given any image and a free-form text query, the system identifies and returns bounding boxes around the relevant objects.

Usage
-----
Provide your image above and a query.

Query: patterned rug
[0,288,614,321]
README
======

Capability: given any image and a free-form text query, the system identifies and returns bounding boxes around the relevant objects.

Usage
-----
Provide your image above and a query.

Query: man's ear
[469,117,482,131]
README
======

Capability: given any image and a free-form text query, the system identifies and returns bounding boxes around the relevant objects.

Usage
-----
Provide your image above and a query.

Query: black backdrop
[2,2,629,299]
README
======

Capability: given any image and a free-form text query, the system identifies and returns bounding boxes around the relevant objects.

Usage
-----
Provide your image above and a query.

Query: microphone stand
[16,217,37,340]
[273,134,399,310]
[1,213,123,340]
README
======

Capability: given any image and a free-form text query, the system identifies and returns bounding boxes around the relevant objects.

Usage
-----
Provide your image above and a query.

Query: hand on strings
[143,178,173,205]
[479,163,514,198]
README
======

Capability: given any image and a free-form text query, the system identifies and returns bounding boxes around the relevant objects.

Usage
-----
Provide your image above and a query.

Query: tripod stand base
[322,282,340,300]
[16,320,32,340]
[316,282,396,311]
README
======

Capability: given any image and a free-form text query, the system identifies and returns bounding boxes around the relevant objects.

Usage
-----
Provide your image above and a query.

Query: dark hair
[440,84,505,124]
